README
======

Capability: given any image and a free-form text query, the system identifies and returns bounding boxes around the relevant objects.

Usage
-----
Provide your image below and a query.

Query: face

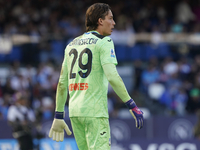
[18,98,27,106]
[101,10,115,36]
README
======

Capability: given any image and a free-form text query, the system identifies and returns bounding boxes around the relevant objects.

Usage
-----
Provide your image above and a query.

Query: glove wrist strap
[125,99,136,109]
[55,111,64,119]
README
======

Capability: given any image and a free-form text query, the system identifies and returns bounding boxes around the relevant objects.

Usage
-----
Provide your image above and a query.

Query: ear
[98,18,103,26]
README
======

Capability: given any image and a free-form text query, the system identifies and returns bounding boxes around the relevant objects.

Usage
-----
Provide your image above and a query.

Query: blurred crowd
[105,54,200,118]
[1,0,200,40]
[1,53,200,120]
[0,60,59,120]
[0,0,200,121]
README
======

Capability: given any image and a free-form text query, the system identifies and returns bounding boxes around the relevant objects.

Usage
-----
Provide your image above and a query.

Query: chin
[103,33,110,36]
[106,32,112,36]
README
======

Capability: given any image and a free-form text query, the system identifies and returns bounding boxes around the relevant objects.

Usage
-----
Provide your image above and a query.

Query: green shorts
[70,117,111,150]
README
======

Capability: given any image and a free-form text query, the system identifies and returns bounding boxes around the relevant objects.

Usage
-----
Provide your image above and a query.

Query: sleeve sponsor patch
[110,49,115,58]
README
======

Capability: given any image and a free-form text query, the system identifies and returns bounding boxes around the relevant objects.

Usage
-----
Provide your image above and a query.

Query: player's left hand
[125,99,144,129]
[49,112,72,142]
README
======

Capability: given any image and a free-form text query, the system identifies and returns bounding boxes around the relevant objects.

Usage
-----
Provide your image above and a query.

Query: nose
[113,20,116,26]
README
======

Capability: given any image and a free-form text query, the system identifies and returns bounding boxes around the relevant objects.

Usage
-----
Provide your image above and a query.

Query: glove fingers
[49,129,53,138]
[139,118,142,129]
[129,110,138,128]
[56,132,59,142]
[136,118,139,128]
[134,117,138,128]
[53,131,56,141]
[129,108,144,129]
[141,117,144,128]
[139,117,144,129]
[64,124,72,135]
[138,118,141,129]
[60,132,64,141]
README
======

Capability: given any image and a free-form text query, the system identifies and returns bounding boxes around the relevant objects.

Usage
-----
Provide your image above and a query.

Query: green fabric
[190,88,200,97]
[70,117,111,150]
[103,63,131,102]
[56,31,117,118]
[55,61,68,112]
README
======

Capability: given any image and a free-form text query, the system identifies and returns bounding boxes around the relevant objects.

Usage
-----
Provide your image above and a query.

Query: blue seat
[51,40,65,60]
[130,44,141,61]
[156,43,171,58]
[7,46,22,62]
[144,44,157,60]
[0,54,6,62]
[115,45,127,62]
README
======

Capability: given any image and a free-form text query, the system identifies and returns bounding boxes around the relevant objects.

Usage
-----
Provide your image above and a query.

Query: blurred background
[0,0,200,149]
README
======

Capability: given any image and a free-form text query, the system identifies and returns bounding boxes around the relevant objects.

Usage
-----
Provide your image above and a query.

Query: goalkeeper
[49,3,144,150]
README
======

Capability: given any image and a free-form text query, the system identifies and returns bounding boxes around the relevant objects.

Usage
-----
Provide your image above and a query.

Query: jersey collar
[86,30,100,35]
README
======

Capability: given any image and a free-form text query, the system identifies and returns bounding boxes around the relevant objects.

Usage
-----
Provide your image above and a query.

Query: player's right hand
[49,112,72,142]
[125,99,144,129]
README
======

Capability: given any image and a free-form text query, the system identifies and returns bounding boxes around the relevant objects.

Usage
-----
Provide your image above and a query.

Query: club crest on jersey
[110,49,115,58]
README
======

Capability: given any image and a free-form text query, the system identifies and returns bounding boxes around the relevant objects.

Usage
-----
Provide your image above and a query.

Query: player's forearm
[103,63,131,102]
[55,68,68,112]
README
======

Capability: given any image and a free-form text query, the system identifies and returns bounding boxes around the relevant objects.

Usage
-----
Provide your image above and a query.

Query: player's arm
[55,66,68,112]
[49,50,72,142]
[102,63,144,129]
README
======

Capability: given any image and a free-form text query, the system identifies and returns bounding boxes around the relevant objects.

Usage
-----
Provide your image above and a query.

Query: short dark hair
[85,3,111,32]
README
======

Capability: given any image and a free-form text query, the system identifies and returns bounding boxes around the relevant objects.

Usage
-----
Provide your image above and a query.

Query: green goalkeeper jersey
[59,31,117,118]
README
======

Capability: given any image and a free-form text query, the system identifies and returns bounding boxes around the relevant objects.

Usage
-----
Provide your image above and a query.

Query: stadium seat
[156,43,171,58]
[130,44,141,61]
[0,54,6,62]
[115,45,127,62]
[51,40,65,61]
[144,44,157,60]
[7,46,22,62]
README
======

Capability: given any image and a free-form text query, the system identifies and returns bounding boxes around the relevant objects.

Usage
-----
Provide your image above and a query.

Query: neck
[95,28,104,36]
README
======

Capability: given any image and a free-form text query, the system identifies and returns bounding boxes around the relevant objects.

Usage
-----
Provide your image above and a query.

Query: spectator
[163,57,179,76]
[170,18,184,33]
[186,88,200,113]
[175,0,195,24]
[173,88,188,116]
[141,63,160,92]
[7,92,35,150]
[0,94,11,119]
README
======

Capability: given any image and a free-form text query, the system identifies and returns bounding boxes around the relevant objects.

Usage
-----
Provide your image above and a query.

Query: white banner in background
[0,35,12,54]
